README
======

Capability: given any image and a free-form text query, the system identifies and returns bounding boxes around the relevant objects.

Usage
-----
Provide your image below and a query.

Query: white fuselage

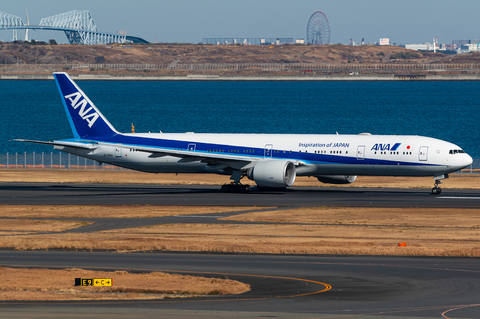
[55,133,473,178]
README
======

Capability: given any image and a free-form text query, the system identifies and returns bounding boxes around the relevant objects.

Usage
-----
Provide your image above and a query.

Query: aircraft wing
[14,139,98,150]
[14,139,304,171]
[134,145,259,170]
[134,145,304,170]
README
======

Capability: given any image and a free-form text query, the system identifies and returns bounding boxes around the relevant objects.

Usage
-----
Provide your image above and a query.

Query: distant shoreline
[2,73,480,81]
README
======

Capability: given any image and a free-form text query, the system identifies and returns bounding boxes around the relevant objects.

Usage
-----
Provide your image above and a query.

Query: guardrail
[1,63,480,72]
[0,152,122,169]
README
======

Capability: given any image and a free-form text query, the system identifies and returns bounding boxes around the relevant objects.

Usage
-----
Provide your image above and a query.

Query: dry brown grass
[0,169,231,185]
[1,169,479,189]
[0,205,264,219]
[0,267,250,300]
[221,207,480,228]
[2,206,480,257]
[0,43,447,66]
[0,205,480,256]
[1,204,480,256]
[0,219,92,232]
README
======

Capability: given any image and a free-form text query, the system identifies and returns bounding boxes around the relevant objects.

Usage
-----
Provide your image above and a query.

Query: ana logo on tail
[64,92,99,128]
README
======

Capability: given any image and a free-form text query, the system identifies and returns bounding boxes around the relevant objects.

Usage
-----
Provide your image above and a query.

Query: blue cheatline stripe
[63,135,439,167]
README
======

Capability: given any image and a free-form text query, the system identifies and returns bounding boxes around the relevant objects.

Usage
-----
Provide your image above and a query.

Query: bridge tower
[0,11,24,41]
[1,10,147,44]
[39,10,126,45]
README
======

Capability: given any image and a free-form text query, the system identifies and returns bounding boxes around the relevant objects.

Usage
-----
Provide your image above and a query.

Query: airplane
[16,72,473,194]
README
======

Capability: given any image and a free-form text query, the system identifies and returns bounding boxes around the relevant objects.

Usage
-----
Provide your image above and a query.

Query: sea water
[1,80,479,159]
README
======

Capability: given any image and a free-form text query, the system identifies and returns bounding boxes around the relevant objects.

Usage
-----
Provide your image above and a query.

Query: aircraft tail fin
[53,72,118,138]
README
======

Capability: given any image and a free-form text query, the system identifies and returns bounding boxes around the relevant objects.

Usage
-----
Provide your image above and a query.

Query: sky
[1,0,479,45]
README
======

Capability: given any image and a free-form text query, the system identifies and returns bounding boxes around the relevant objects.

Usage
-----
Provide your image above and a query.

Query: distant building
[379,38,389,45]
[202,38,294,45]
[453,40,469,48]
[295,39,305,44]
[460,43,480,52]
[441,44,454,50]
[403,43,433,51]
[452,39,480,49]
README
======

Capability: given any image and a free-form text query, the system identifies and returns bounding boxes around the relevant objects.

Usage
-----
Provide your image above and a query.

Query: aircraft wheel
[240,185,250,193]
[432,187,442,195]
[221,185,228,193]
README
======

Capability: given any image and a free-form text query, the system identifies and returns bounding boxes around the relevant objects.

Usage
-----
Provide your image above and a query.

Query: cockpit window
[449,149,465,154]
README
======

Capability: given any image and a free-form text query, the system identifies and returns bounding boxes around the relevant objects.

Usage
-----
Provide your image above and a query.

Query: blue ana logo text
[371,143,401,151]
[64,92,99,128]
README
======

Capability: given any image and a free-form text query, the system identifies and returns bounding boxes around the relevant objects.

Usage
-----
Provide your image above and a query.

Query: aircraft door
[356,145,365,160]
[114,145,122,157]
[188,143,196,152]
[419,146,428,161]
[264,144,273,158]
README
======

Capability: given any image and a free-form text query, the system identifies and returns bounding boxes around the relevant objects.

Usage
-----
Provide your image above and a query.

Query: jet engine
[316,175,357,184]
[247,160,296,188]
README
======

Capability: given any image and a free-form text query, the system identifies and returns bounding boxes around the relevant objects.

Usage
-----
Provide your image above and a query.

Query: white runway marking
[174,215,223,218]
[438,197,480,200]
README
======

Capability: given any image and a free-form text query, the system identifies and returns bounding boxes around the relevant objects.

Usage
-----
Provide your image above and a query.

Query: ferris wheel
[306,11,331,45]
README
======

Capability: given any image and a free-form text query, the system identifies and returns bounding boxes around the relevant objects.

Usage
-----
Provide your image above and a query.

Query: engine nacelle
[247,160,296,188]
[316,175,357,185]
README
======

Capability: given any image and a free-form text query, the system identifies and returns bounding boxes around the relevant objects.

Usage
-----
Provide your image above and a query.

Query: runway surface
[2,183,480,318]
[1,182,480,207]
[2,251,480,318]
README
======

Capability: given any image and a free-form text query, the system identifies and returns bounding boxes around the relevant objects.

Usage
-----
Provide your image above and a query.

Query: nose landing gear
[432,180,442,194]
[432,174,448,195]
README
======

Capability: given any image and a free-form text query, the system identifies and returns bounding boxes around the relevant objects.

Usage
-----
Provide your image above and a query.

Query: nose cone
[455,153,473,170]
[465,153,474,167]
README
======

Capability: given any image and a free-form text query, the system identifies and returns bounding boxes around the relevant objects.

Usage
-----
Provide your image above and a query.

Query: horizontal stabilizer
[14,139,98,150]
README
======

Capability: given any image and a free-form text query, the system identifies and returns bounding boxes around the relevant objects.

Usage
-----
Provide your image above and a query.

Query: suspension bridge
[0,10,149,44]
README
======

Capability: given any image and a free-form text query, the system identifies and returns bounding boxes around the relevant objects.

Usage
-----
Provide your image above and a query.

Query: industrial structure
[0,10,148,44]
[202,38,294,45]
[306,11,330,45]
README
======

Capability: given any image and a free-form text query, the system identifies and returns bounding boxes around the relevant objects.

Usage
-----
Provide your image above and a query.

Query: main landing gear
[221,170,251,193]
[221,183,251,193]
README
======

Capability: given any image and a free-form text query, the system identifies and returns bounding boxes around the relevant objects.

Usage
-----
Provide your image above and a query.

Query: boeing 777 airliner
[16,72,473,194]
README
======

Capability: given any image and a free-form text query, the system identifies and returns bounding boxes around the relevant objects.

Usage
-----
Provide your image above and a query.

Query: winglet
[53,72,118,138]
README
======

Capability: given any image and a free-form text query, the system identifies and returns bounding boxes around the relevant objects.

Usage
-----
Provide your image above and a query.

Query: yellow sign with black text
[75,278,112,287]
